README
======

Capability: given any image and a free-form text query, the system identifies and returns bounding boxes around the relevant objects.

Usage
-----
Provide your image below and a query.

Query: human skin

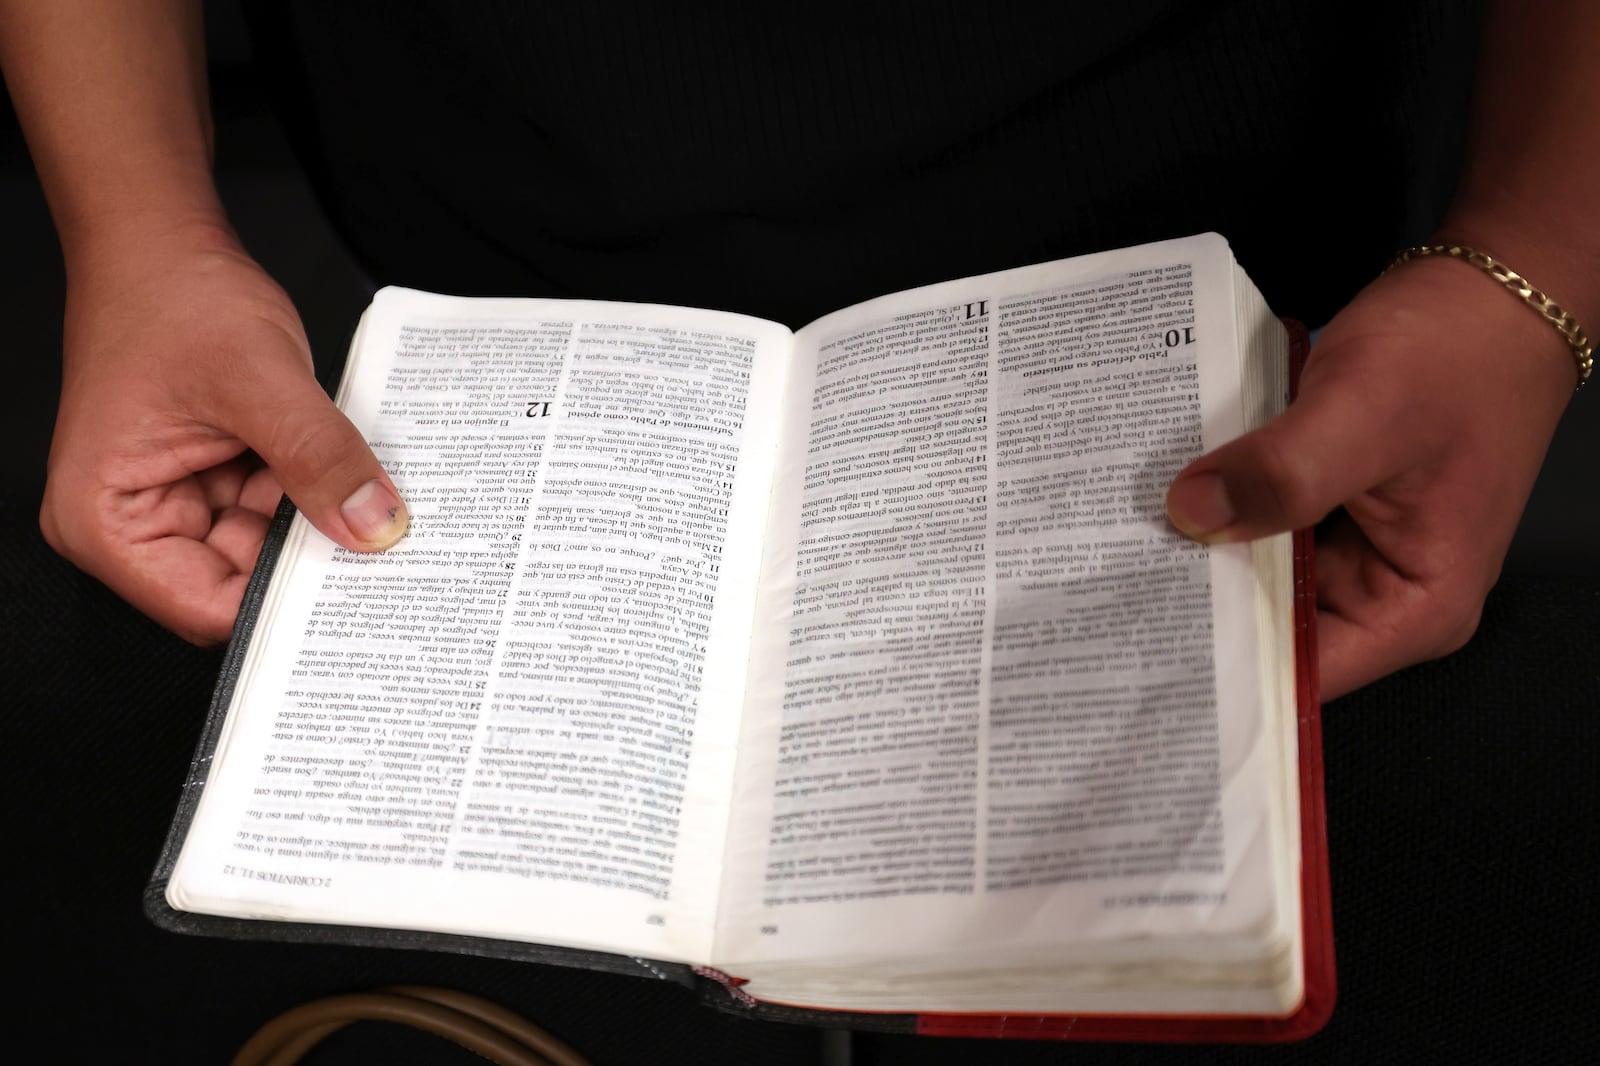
[0,0,406,645]
[1164,0,1598,697]
[3,1,1595,694]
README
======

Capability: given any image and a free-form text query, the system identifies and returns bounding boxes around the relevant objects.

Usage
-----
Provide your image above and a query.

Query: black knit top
[240,0,1484,329]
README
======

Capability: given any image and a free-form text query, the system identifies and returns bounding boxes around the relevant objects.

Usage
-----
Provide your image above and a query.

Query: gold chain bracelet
[1386,243,1592,391]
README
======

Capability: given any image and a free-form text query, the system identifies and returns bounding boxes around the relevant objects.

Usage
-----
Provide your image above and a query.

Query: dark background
[2,4,1595,1064]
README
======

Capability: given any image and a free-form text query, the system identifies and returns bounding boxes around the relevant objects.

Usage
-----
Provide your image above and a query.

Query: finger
[196,455,256,512]
[198,461,286,518]
[116,535,255,645]
[52,479,256,645]
[203,504,273,576]
[227,368,408,552]
[1166,371,1414,543]
[238,465,286,517]
[1311,515,1483,700]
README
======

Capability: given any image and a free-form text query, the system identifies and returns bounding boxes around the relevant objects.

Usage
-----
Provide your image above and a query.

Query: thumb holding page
[1163,258,1575,700]
[228,367,410,553]
[1164,357,1439,701]
[1163,381,1404,547]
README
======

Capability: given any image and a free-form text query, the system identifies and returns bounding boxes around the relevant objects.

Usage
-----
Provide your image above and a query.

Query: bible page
[712,235,1298,1011]
[166,288,791,964]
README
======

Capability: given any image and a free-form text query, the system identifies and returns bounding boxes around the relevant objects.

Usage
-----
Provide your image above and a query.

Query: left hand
[1165,251,1579,700]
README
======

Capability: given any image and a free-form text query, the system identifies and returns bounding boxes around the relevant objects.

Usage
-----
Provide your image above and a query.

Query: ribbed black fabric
[239,0,1482,330]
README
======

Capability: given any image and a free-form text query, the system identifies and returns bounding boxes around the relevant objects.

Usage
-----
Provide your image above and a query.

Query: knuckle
[39,480,87,561]
[1427,591,1485,658]
[38,501,66,556]
[173,618,229,649]
[1391,580,1486,665]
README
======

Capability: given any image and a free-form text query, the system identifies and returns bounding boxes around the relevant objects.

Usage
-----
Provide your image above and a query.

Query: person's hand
[1165,251,1580,700]
[39,221,408,645]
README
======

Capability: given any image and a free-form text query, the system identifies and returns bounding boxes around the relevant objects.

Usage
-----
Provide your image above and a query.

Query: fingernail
[341,480,408,547]
[1167,472,1236,541]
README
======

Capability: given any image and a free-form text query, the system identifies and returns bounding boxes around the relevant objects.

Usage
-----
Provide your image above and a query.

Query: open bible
[147,232,1333,1042]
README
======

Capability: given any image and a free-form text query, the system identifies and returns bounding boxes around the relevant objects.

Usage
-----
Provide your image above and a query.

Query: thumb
[1165,379,1404,543]
[232,369,409,551]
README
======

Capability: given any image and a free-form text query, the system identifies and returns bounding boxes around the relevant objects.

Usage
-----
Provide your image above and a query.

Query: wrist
[1370,256,1580,424]
[1435,202,1600,337]
[1423,211,1598,395]
[62,204,243,287]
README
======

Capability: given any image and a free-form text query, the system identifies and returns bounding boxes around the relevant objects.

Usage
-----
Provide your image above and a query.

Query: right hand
[40,221,408,645]
[1165,243,1579,699]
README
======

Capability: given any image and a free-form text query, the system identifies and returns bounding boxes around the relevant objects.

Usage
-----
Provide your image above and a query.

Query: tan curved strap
[230,985,594,1066]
